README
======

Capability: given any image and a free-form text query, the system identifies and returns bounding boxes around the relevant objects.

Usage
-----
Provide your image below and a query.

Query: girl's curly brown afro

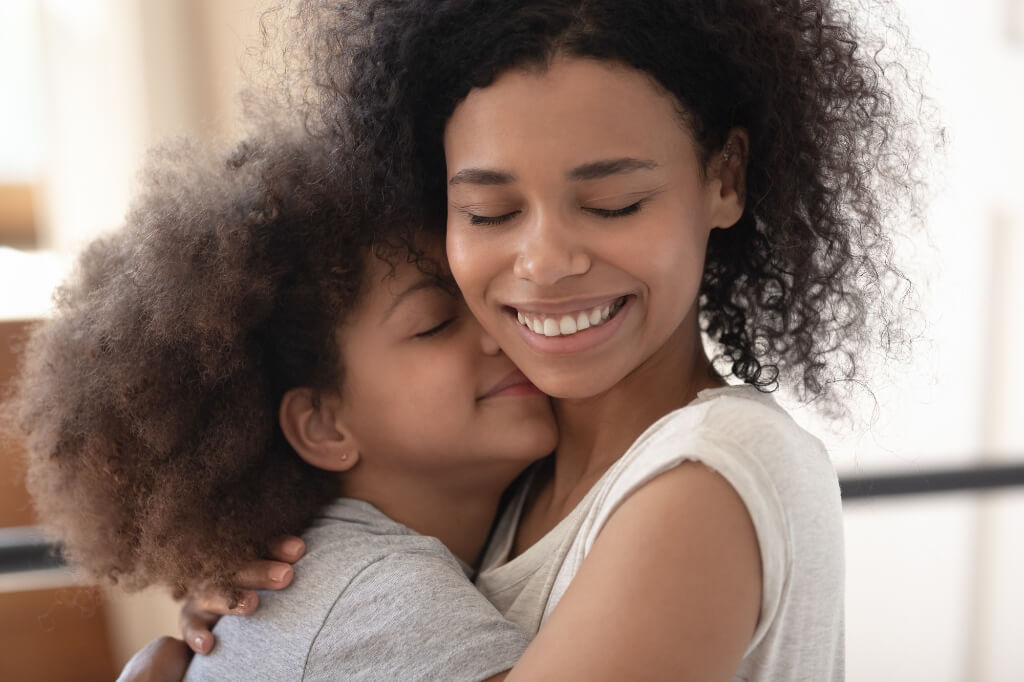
[275,0,938,411]
[6,131,377,598]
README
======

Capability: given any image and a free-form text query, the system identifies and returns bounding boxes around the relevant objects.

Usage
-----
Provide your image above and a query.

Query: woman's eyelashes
[468,210,519,226]
[583,201,643,218]
[461,200,644,226]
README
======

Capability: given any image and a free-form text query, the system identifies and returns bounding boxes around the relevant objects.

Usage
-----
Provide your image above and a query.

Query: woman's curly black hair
[5,131,378,598]
[276,0,936,409]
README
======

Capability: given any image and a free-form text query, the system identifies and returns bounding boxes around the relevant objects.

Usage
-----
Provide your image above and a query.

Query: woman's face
[444,57,743,399]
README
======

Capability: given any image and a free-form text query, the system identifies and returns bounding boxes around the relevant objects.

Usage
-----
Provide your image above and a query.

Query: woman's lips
[505,294,634,354]
[512,296,628,337]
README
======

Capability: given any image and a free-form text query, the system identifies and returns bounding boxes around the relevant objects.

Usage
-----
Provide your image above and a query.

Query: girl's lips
[478,369,544,400]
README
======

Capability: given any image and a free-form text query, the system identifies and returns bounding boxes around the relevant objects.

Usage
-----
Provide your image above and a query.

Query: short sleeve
[551,397,795,655]
[303,552,529,681]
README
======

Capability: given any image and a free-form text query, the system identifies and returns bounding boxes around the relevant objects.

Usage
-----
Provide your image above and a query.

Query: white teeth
[516,298,625,338]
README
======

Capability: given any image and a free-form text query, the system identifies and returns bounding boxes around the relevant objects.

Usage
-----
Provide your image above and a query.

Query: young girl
[7,133,559,680]
[169,1,929,679]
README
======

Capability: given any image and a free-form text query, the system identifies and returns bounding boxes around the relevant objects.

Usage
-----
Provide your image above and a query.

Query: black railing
[2,462,1023,575]
[0,526,65,574]
[839,462,1024,500]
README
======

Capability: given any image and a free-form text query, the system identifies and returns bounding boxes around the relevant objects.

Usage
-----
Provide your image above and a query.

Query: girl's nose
[512,213,591,284]
[479,328,503,356]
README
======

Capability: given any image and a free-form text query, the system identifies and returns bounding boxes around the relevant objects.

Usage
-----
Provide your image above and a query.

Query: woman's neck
[547,316,722,514]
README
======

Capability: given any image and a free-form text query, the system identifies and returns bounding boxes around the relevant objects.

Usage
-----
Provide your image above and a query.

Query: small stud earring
[722,141,735,163]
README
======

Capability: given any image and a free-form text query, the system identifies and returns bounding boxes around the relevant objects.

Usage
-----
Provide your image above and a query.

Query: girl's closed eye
[410,288,465,339]
[415,316,457,338]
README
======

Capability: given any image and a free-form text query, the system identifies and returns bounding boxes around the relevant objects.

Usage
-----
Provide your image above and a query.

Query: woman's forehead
[444,57,694,171]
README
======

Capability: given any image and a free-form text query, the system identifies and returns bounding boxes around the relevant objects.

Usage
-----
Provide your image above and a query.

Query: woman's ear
[709,127,749,229]
[279,388,360,472]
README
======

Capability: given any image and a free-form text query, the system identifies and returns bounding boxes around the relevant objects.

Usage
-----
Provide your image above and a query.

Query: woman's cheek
[446,237,492,323]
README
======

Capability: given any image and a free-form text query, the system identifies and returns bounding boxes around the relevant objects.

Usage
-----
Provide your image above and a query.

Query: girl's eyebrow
[382,277,445,322]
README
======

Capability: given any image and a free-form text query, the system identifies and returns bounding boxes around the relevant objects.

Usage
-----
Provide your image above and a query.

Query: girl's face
[443,57,743,399]
[335,244,557,477]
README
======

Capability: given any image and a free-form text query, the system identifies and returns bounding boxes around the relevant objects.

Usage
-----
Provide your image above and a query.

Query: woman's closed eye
[584,200,643,218]
[465,210,520,227]
[462,201,644,226]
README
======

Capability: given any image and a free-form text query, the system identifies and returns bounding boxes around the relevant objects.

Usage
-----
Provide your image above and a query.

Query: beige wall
[26,0,271,666]
[37,0,268,255]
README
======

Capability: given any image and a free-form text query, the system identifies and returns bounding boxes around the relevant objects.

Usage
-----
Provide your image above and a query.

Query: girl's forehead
[362,243,453,303]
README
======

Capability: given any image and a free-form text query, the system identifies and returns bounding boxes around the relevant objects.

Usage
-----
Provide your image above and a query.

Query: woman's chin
[520,371,622,402]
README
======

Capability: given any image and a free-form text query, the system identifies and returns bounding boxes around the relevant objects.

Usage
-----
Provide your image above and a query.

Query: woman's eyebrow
[448,158,657,186]
[448,168,516,186]
[567,157,658,181]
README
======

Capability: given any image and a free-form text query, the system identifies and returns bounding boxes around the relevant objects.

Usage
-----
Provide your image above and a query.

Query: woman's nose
[512,213,591,284]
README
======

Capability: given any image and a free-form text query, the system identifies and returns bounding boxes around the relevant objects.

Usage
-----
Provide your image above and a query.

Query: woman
[133,1,927,679]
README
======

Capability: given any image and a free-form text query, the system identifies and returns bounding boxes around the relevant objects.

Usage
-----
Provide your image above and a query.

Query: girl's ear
[709,127,749,230]
[279,388,360,472]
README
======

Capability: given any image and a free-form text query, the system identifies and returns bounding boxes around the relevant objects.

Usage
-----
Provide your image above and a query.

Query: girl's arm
[505,462,761,681]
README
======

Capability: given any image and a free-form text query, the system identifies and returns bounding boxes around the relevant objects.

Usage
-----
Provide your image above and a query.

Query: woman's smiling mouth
[505,294,630,342]
[510,296,630,338]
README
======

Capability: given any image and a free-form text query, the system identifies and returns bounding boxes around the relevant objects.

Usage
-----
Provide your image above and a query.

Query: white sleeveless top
[475,385,845,681]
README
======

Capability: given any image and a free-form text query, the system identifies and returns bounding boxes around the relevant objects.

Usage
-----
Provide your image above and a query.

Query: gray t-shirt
[184,498,528,681]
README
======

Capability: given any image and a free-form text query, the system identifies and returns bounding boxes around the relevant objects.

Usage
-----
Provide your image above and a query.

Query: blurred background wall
[0,2,268,678]
[0,0,1022,680]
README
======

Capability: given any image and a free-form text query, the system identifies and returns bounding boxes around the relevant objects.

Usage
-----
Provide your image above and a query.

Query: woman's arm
[116,637,192,682]
[505,462,761,682]
[179,537,305,653]
[117,538,305,681]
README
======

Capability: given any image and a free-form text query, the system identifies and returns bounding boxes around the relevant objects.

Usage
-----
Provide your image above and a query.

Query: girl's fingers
[267,536,305,563]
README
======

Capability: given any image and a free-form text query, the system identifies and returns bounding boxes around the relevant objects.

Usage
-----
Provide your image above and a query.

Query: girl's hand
[182,536,305,654]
